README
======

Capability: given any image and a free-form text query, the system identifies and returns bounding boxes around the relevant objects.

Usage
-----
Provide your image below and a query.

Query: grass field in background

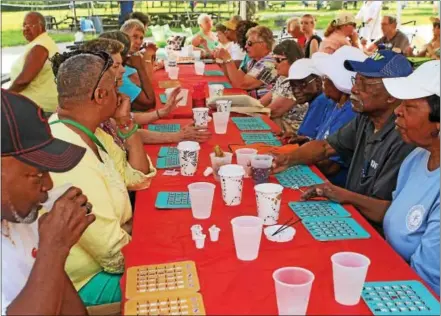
[1,1,437,47]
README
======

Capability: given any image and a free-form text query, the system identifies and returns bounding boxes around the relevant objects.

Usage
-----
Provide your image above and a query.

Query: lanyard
[50,119,108,154]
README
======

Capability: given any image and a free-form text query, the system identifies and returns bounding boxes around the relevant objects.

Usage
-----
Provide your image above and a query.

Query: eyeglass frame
[246,40,264,47]
[351,75,383,92]
[289,76,318,89]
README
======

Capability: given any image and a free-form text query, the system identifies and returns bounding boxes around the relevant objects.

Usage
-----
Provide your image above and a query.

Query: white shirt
[1,221,39,315]
[229,42,246,61]
[356,1,382,42]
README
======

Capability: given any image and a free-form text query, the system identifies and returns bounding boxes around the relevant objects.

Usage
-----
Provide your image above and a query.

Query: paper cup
[213,111,230,134]
[188,182,216,219]
[209,152,233,181]
[192,108,209,128]
[177,141,200,176]
[251,155,274,185]
[235,148,258,178]
[218,164,245,206]
[41,183,73,211]
[209,84,225,99]
[194,61,205,75]
[331,252,371,306]
[231,216,263,261]
[273,267,315,315]
[254,183,284,225]
[168,66,179,80]
[215,100,232,112]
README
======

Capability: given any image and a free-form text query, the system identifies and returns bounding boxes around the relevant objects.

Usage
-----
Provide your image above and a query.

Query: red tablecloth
[122,116,430,315]
[153,64,246,119]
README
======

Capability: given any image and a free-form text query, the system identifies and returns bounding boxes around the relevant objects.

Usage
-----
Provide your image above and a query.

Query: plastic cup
[168,66,179,80]
[215,100,232,112]
[192,108,209,128]
[177,141,201,176]
[41,183,73,211]
[218,164,245,206]
[188,182,216,219]
[209,152,233,181]
[209,84,225,99]
[254,183,284,225]
[231,216,263,261]
[213,111,230,134]
[331,252,371,306]
[251,155,274,185]
[235,148,258,178]
[193,50,201,60]
[273,267,315,315]
[194,61,205,75]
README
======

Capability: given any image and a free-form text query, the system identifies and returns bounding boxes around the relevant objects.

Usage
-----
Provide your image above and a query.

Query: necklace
[1,220,16,246]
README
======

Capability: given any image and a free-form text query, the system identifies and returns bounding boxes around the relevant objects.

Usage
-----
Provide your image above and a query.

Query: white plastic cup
[331,252,371,306]
[168,66,179,80]
[218,164,245,206]
[273,267,315,315]
[209,84,225,99]
[195,234,206,249]
[254,183,284,225]
[213,112,230,134]
[215,100,232,112]
[231,216,263,261]
[209,225,220,242]
[177,141,201,176]
[41,183,73,211]
[194,61,205,75]
[193,50,201,60]
[188,182,216,219]
[209,152,233,181]
[235,148,258,178]
[193,108,209,128]
[251,154,274,185]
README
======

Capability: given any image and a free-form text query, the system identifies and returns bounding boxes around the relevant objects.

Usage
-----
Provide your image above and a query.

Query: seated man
[1,90,94,315]
[215,26,278,99]
[364,15,410,54]
[273,51,416,231]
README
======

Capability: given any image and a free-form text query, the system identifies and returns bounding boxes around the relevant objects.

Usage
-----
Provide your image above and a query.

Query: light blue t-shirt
[384,147,440,295]
[119,66,141,103]
[297,93,335,139]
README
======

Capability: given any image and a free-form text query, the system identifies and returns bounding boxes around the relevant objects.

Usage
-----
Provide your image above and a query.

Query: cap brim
[222,21,236,30]
[15,138,86,173]
[344,60,384,77]
[383,77,434,100]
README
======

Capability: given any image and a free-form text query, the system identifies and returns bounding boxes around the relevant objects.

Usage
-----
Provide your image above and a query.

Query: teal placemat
[159,94,167,103]
[158,146,179,157]
[302,217,371,241]
[288,201,351,219]
[155,192,191,209]
[240,132,282,146]
[362,280,440,315]
[275,165,325,188]
[205,70,224,76]
[209,81,232,88]
[148,124,181,133]
[156,155,180,169]
[232,117,271,131]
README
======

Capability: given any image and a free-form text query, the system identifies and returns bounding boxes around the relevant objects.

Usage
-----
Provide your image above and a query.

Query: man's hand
[271,153,292,174]
[162,88,183,117]
[300,182,346,203]
[38,187,95,255]
[179,125,211,143]
[216,48,232,61]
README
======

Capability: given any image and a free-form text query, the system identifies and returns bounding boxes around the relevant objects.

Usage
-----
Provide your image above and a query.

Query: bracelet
[223,59,233,64]
[117,124,139,140]
[156,109,161,119]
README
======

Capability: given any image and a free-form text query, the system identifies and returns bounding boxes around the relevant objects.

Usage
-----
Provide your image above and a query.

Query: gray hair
[26,11,46,30]
[57,54,106,104]
[120,19,145,34]
[198,14,212,26]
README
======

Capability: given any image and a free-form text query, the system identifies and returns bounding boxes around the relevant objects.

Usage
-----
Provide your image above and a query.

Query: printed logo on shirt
[406,205,426,232]
[370,160,379,170]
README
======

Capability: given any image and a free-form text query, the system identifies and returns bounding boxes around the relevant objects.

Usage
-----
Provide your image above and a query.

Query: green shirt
[195,31,219,50]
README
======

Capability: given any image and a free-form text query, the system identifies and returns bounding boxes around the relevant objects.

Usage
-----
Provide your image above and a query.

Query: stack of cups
[209,152,233,181]
[177,141,200,176]
[194,61,205,75]
[192,108,209,128]
[212,111,230,134]
[255,183,284,225]
[231,216,263,261]
[215,100,232,113]
[251,155,274,185]
[188,182,216,219]
[218,164,245,206]
[209,84,225,99]
[273,267,315,315]
[331,252,371,306]
[235,148,258,178]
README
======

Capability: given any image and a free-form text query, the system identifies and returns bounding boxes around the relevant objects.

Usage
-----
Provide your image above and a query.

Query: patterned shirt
[244,54,278,99]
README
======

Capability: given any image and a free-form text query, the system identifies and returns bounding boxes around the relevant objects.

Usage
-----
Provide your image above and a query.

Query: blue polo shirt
[384,148,440,295]
[297,93,335,139]
[119,66,141,103]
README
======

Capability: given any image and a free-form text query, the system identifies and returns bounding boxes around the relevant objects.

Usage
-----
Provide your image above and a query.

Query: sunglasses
[89,51,114,100]
[246,40,264,47]
[274,57,288,64]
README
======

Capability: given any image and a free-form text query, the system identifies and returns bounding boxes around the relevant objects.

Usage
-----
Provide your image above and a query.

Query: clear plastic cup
[216,100,232,112]
[194,61,205,75]
[235,148,258,178]
[213,111,230,134]
[254,183,284,225]
[168,66,179,80]
[209,84,225,99]
[273,267,315,315]
[251,155,274,185]
[192,108,209,128]
[231,216,263,261]
[218,164,245,206]
[177,141,201,176]
[193,50,202,61]
[188,182,216,219]
[331,252,371,306]
[209,152,233,181]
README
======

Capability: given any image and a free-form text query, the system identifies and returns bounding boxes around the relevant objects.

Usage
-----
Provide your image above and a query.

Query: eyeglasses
[89,51,114,100]
[351,76,383,93]
[290,76,318,89]
[246,40,264,47]
[274,57,288,64]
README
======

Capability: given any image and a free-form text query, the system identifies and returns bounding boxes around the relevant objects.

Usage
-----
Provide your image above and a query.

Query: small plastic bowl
[264,225,296,243]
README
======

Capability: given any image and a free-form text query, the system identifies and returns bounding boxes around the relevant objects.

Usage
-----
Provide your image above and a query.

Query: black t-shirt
[305,35,322,58]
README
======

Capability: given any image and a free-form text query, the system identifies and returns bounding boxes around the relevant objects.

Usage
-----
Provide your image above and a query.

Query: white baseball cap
[314,46,368,94]
[285,58,323,81]
[383,60,440,99]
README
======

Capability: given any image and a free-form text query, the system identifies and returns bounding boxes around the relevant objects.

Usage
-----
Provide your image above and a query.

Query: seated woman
[9,12,59,116]
[119,19,156,111]
[286,17,307,48]
[319,12,359,54]
[191,14,218,57]
[216,26,278,100]
[406,17,440,60]
[259,40,307,134]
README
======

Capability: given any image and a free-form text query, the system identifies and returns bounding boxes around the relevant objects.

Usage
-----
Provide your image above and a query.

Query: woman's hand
[271,153,292,174]
[161,88,183,117]
[178,125,212,143]
[300,182,346,203]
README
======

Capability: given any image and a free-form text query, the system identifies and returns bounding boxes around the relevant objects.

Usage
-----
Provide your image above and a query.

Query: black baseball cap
[1,89,86,172]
